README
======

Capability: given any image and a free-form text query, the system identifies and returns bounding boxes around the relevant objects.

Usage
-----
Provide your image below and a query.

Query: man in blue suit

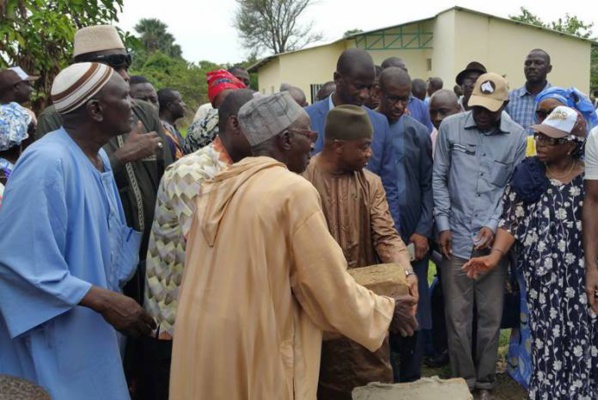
[305,48,400,228]
[380,57,434,133]
[376,67,434,383]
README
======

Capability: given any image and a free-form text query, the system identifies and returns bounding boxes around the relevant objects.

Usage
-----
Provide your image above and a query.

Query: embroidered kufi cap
[51,62,114,114]
[325,105,373,141]
[73,25,125,57]
[238,92,306,146]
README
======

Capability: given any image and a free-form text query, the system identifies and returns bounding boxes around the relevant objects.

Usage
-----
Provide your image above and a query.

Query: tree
[509,7,598,89]
[234,0,323,55]
[343,29,364,38]
[134,18,182,59]
[0,0,124,112]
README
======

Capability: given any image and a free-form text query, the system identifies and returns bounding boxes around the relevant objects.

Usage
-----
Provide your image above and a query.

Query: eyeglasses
[287,128,318,143]
[533,132,571,146]
[535,108,554,122]
[84,53,133,69]
[385,95,410,105]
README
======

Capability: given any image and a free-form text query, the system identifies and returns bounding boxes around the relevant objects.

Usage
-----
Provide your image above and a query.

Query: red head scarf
[207,70,246,105]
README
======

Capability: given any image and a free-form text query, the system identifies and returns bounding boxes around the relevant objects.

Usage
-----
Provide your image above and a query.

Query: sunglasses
[535,108,554,122]
[287,128,318,143]
[83,53,133,69]
[533,132,571,146]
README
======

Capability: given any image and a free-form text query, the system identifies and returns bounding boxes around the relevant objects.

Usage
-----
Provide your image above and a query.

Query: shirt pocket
[489,160,512,187]
[108,224,142,292]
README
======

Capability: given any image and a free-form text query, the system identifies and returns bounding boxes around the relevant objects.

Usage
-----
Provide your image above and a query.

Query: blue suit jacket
[408,96,434,134]
[305,97,400,229]
[389,115,434,241]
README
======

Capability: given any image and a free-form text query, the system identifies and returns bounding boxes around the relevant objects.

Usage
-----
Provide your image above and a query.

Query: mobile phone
[407,243,416,262]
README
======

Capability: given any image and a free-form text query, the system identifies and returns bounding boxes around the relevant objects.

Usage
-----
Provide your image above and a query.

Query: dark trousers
[138,335,173,400]
[390,331,424,382]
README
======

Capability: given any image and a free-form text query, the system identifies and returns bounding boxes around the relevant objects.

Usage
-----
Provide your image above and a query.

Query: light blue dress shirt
[432,111,526,259]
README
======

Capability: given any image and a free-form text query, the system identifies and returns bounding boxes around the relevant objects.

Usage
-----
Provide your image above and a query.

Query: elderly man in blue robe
[0,62,157,400]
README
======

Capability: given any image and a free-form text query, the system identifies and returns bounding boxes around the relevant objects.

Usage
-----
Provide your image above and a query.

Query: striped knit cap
[51,62,113,114]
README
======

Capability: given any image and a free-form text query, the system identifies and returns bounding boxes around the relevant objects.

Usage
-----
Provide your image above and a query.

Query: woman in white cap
[464,106,598,399]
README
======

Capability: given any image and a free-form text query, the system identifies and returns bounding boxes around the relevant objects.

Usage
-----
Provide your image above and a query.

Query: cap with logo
[467,72,509,112]
[531,105,586,139]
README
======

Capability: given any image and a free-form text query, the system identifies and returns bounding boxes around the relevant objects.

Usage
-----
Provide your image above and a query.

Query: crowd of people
[0,23,597,400]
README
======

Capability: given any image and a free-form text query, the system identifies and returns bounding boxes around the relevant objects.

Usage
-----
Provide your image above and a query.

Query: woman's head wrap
[207,70,246,105]
[0,102,32,151]
[535,87,598,133]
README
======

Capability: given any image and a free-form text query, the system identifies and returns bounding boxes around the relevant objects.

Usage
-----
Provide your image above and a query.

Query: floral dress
[500,172,598,400]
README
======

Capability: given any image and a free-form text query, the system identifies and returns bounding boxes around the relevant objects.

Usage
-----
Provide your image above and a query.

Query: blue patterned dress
[500,173,598,400]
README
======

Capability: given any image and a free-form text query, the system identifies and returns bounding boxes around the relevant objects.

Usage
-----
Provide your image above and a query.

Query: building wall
[278,41,347,104]
[430,10,458,87]
[257,58,281,95]
[454,9,592,92]
[255,8,593,103]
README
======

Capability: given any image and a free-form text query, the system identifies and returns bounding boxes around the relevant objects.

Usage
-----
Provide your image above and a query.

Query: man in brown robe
[303,104,418,399]
[169,92,418,400]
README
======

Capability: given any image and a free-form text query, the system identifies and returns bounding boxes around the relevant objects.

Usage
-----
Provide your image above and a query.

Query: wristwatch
[405,269,416,278]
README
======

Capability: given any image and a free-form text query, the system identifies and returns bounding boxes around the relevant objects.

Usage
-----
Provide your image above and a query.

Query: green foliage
[509,7,545,27]
[0,0,124,112]
[130,52,226,127]
[509,7,598,90]
[234,0,323,55]
[128,17,260,126]
[134,18,182,59]
[343,29,364,38]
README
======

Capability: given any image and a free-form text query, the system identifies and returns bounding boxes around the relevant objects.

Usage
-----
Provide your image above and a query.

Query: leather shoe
[478,389,494,400]
[424,350,449,368]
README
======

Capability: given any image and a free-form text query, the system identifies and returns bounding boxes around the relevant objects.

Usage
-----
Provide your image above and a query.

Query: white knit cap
[73,25,125,57]
[51,62,114,114]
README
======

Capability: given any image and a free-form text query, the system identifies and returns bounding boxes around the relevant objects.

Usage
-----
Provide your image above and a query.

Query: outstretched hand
[114,121,162,164]
[462,255,497,279]
[389,295,418,337]
[99,292,157,337]
[81,286,157,338]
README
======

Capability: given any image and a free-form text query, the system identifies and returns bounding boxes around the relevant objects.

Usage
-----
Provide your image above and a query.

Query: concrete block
[348,263,410,297]
[352,377,473,400]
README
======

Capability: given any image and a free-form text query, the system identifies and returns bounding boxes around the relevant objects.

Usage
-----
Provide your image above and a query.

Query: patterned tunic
[181,108,219,154]
[144,137,231,338]
[500,174,598,400]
